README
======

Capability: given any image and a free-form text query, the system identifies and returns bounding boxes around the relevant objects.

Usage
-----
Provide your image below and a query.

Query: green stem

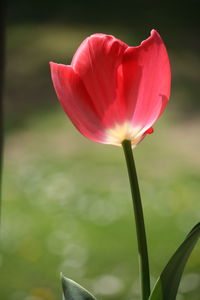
[122,140,150,300]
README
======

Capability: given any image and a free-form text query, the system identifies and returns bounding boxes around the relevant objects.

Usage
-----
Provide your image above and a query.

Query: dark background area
[8,0,200,52]
[8,0,200,31]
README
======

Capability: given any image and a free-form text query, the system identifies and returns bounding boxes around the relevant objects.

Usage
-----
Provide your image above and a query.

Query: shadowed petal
[50,62,106,142]
[119,30,171,134]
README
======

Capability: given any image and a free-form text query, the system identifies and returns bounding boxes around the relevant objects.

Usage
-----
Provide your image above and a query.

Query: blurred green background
[1,1,200,299]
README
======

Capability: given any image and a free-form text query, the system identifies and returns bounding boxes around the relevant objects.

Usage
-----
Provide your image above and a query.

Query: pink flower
[50,30,171,147]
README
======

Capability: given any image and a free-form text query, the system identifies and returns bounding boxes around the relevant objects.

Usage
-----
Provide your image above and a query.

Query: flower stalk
[122,140,150,300]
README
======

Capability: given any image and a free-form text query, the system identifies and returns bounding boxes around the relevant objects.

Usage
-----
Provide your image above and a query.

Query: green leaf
[149,223,200,300]
[61,274,97,300]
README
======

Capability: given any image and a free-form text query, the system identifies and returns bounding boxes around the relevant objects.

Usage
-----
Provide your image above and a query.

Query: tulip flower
[50,30,171,300]
[50,29,170,147]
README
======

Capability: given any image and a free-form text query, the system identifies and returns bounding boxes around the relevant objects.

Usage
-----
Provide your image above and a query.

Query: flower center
[105,122,143,147]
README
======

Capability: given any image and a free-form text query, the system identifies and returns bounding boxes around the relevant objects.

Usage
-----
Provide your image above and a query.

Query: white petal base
[105,122,144,147]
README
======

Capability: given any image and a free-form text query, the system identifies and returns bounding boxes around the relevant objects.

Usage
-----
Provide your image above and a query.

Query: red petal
[71,34,128,128]
[118,30,171,134]
[145,127,154,134]
[50,62,106,142]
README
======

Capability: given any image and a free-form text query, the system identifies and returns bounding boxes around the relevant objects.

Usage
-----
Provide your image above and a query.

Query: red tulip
[50,30,171,147]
